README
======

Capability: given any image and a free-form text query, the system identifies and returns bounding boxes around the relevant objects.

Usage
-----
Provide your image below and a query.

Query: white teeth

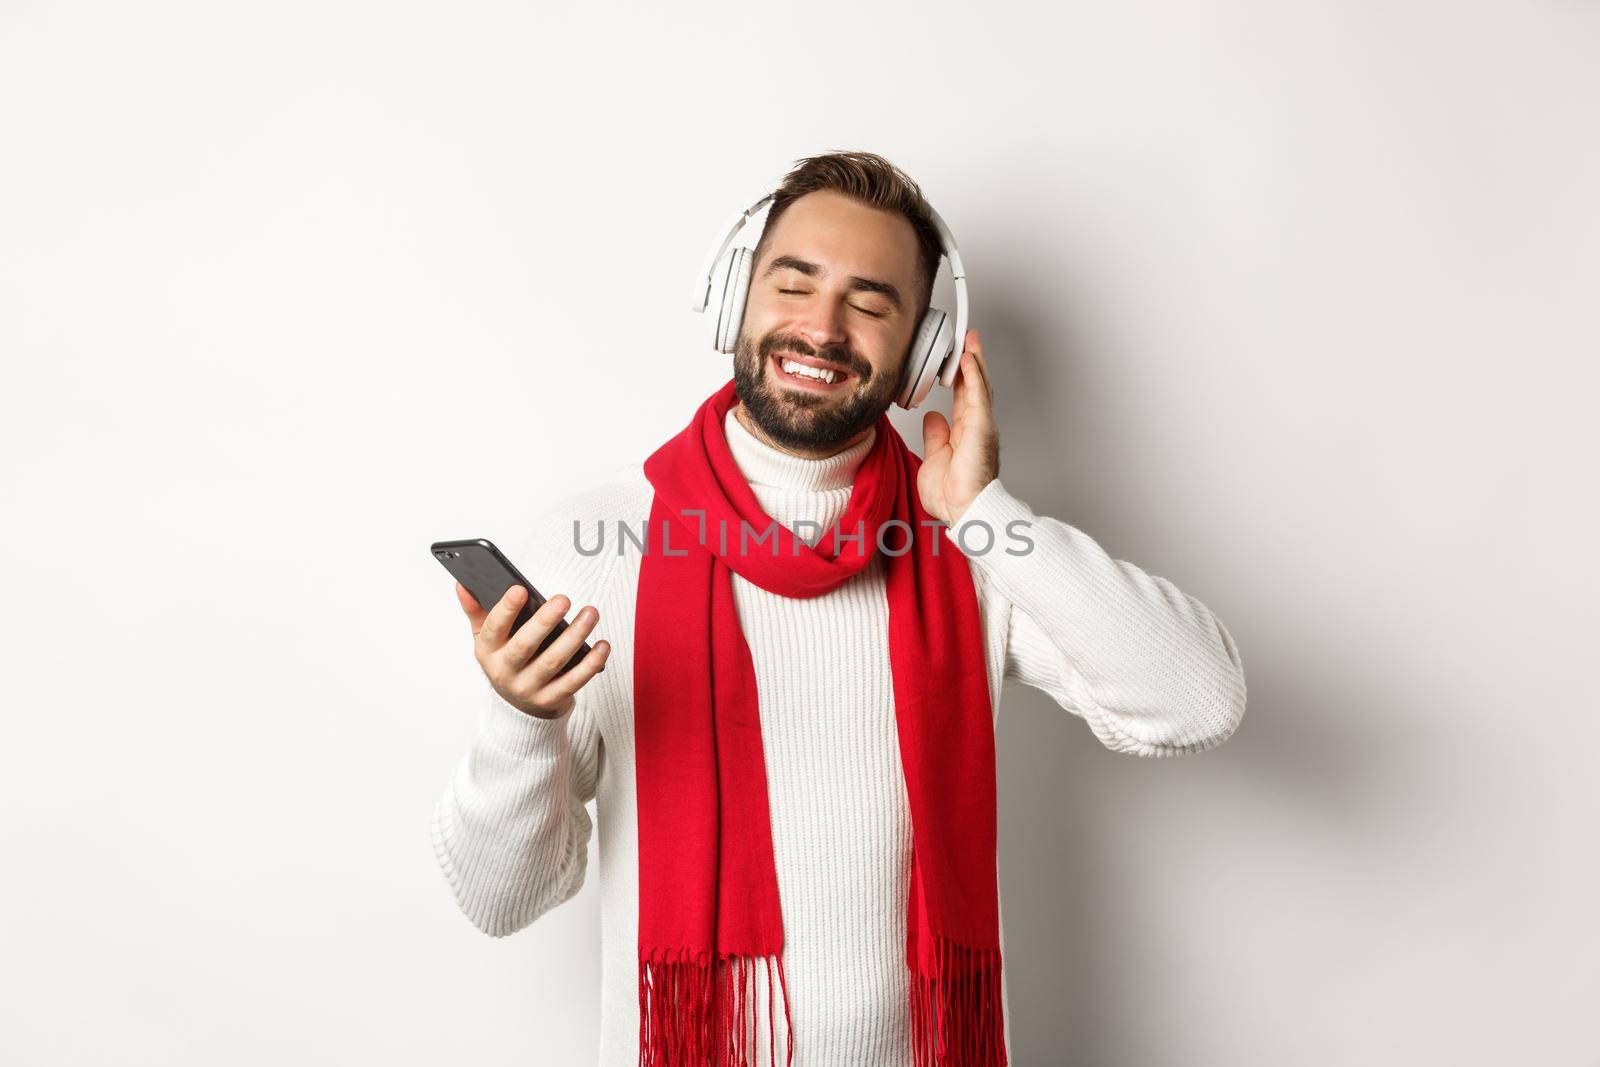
[781,358,836,384]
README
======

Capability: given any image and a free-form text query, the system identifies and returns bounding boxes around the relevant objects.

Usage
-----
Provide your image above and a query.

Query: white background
[2,1,1596,1063]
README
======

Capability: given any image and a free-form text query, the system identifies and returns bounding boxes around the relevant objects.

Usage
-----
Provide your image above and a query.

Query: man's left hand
[919,328,999,526]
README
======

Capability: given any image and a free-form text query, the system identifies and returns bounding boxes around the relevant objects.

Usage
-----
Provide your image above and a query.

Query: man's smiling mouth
[770,351,853,390]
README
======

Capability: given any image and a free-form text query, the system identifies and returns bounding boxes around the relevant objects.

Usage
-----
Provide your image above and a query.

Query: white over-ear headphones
[690,191,970,411]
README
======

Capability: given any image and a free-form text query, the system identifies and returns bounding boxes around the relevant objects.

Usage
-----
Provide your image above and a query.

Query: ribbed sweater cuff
[949,477,1065,617]
[482,687,574,761]
[948,477,1036,563]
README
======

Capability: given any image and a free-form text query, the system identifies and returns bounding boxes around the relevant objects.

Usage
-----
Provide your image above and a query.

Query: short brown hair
[751,150,943,320]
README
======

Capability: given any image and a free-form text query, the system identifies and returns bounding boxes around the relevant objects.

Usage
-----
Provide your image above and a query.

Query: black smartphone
[431,538,600,676]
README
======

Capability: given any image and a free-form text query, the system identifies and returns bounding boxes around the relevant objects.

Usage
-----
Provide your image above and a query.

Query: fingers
[511,640,612,719]
[498,596,611,714]
[471,583,614,719]
[528,603,602,677]
[962,329,993,405]
[474,584,527,649]
[501,593,579,671]
[922,409,952,455]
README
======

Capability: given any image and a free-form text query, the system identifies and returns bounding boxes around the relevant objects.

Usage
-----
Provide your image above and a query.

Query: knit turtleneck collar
[724,405,876,492]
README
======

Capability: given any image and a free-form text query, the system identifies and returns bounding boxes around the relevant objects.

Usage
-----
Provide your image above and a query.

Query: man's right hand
[457,582,611,720]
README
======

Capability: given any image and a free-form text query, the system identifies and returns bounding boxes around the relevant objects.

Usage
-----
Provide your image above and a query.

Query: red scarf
[634,378,1006,1066]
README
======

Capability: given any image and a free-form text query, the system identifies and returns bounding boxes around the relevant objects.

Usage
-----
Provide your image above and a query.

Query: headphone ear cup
[896,307,953,410]
[707,246,754,353]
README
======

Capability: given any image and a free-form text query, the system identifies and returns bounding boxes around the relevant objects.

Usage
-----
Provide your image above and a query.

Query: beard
[730,328,900,453]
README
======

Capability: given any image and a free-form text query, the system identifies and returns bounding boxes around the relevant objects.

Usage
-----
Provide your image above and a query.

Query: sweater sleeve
[430,687,602,936]
[949,477,1247,757]
[429,498,613,937]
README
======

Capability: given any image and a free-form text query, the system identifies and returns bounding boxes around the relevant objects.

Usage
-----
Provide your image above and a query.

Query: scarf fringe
[638,948,794,1067]
[909,935,1008,1067]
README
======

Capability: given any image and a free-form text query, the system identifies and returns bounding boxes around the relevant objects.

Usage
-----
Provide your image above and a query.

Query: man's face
[731,189,925,453]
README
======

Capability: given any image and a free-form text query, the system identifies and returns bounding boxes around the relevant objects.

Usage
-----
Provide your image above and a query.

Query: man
[431,151,1247,1066]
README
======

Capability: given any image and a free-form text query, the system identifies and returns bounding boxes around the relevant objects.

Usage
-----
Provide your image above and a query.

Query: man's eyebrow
[762,254,904,311]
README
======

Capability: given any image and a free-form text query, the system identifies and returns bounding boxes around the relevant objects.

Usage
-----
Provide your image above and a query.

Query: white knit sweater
[431,405,1247,1066]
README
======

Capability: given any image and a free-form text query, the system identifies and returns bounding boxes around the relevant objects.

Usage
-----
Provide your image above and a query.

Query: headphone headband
[690,189,969,392]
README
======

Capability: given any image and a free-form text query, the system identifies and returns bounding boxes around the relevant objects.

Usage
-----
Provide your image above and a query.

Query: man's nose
[797,298,848,351]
